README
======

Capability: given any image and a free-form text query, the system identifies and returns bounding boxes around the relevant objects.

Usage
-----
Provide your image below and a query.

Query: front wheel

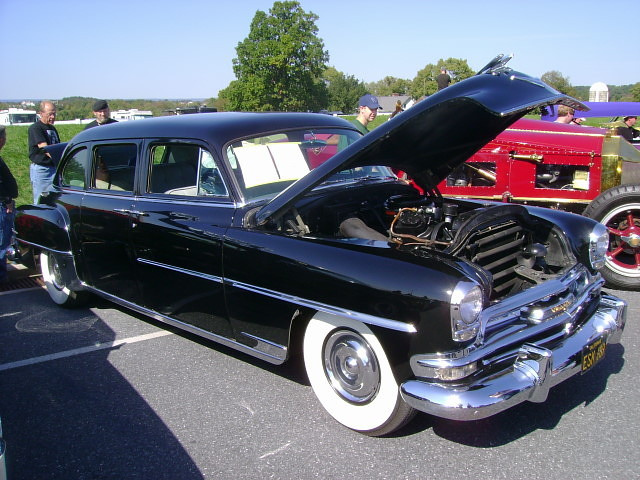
[40,251,87,307]
[583,185,640,289]
[303,313,415,436]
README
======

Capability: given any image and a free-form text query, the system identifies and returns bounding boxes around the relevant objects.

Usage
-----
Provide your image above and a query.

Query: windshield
[226,127,395,202]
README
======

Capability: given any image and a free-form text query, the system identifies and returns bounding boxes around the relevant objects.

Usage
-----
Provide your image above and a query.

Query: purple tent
[541,102,640,121]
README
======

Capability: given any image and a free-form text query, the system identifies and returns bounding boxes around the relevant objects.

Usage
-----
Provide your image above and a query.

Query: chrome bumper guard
[400,293,626,421]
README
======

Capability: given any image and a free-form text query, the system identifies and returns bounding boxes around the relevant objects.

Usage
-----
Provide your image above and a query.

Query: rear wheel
[583,185,640,289]
[40,251,87,307]
[303,313,415,436]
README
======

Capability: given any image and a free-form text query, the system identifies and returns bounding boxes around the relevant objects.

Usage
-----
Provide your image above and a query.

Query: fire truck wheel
[584,184,640,290]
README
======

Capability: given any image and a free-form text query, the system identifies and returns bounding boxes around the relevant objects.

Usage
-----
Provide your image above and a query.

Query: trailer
[0,108,37,125]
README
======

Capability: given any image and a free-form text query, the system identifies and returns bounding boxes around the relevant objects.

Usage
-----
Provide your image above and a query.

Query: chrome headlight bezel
[589,222,608,270]
[450,281,484,342]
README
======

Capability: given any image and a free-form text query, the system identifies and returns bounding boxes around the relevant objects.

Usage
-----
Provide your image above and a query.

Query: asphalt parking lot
[0,265,638,480]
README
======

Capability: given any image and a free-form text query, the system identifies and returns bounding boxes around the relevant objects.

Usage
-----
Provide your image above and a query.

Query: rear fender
[15,204,72,254]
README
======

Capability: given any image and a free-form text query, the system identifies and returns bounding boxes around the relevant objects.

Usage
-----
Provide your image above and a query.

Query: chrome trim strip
[15,239,71,256]
[80,190,239,208]
[134,196,238,208]
[84,286,286,365]
[136,258,223,283]
[506,128,606,139]
[226,279,417,333]
[240,332,287,359]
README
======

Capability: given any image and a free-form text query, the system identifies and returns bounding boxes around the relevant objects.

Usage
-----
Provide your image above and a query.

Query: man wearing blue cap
[352,94,381,134]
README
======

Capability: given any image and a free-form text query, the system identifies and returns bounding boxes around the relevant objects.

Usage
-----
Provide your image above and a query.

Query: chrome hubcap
[323,330,380,404]
[49,255,64,291]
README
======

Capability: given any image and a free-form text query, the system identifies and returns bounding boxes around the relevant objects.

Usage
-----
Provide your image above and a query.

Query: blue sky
[1,0,637,100]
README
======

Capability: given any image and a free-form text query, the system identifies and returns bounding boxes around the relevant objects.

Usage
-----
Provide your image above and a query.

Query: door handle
[113,208,149,217]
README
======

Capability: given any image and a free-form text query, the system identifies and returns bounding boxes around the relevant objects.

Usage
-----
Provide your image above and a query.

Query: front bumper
[400,293,626,421]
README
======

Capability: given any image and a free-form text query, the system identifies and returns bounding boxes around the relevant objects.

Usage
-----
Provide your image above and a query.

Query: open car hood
[254,55,586,225]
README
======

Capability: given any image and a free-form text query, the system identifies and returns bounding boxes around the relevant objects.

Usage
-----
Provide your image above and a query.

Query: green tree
[628,82,640,102]
[323,67,366,114]
[224,1,329,112]
[366,76,411,96]
[541,71,577,97]
[410,58,475,99]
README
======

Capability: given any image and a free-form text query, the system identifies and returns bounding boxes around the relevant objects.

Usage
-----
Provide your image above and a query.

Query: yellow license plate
[581,337,606,373]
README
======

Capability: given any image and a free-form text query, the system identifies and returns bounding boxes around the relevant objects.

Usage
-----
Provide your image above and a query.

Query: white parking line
[0,330,173,372]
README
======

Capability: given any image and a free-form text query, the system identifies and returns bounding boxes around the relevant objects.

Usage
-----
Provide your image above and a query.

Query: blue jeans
[30,163,56,203]
[0,204,15,281]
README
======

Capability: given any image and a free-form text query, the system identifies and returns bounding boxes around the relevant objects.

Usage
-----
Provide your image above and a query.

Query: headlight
[450,281,483,342]
[589,223,608,270]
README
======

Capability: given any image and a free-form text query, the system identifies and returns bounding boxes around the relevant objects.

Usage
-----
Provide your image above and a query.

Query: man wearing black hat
[615,116,639,143]
[84,100,118,130]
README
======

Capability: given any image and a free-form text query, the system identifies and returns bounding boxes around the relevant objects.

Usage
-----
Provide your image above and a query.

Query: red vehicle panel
[438,117,640,289]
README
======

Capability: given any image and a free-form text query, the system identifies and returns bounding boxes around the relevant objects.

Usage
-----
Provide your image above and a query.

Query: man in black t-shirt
[436,68,451,90]
[28,100,60,203]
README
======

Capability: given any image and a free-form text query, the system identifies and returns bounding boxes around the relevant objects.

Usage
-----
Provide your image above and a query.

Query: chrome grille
[464,220,525,296]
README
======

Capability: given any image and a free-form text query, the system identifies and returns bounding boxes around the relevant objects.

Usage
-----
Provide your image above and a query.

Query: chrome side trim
[83,286,286,365]
[240,332,287,359]
[15,239,71,256]
[132,259,414,333]
[226,279,417,333]
[136,258,223,283]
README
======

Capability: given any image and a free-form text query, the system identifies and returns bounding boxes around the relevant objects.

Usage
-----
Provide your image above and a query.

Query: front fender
[15,204,72,254]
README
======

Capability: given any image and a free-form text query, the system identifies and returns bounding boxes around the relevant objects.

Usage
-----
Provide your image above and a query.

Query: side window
[60,148,88,188]
[147,144,228,197]
[198,150,228,197]
[90,144,137,192]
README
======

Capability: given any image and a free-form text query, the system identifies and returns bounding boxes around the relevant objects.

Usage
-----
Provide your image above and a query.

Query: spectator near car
[28,101,60,203]
[436,67,451,90]
[0,126,18,283]
[554,105,574,123]
[614,115,639,142]
[84,99,118,130]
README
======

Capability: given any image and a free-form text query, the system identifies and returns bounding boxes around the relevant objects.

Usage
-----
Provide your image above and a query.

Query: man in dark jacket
[28,100,60,203]
[616,116,639,142]
[84,99,118,130]
[0,126,19,282]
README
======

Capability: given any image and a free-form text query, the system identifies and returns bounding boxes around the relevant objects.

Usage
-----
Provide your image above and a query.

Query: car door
[79,141,142,304]
[130,140,234,337]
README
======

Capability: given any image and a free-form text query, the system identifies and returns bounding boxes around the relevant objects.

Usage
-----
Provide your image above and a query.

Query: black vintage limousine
[16,56,626,435]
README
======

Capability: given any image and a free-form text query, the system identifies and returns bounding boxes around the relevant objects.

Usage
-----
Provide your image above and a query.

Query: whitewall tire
[40,251,85,307]
[303,312,415,436]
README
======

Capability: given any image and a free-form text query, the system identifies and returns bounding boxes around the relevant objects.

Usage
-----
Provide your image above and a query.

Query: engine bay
[275,183,574,300]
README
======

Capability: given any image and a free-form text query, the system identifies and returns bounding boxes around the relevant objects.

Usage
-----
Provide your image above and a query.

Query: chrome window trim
[133,196,237,208]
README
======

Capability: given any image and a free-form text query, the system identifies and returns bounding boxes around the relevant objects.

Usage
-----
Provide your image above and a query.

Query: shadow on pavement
[0,289,204,480]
